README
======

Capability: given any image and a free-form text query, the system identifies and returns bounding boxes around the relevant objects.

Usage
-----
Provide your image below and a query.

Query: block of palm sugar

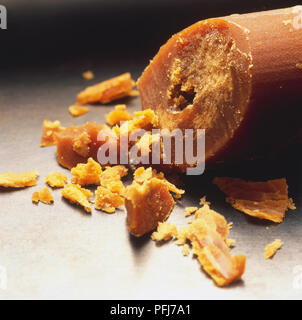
[264,239,283,259]
[61,184,93,213]
[0,171,39,188]
[138,7,302,169]
[32,186,54,205]
[125,167,183,237]
[176,204,245,287]
[77,73,135,105]
[213,177,294,223]
[41,120,65,147]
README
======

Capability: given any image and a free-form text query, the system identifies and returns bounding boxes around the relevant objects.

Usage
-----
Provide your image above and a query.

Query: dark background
[1,0,301,70]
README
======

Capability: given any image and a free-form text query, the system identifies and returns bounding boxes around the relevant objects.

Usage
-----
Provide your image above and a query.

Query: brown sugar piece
[95,165,128,213]
[41,120,65,147]
[125,167,184,237]
[138,7,302,169]
[0,171,39,188]
[213,177,293,223]
[55,121,108,169]
[32,186,54,205]
[264,239,283,259]
[176,204,245,287]
[77,73,136,105]
[125,177,175,237]
[106,104,133,126]
[71,157,102,186]
[61,184,93,212]
[82,70,94,80]
[151,222,178,241]
[45,172,68,188]
[69,105,89,117]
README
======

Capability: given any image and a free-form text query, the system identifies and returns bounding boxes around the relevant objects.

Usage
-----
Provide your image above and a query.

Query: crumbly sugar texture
[106,104,133,126]
[32,186,54,205]
[94,165,128,213]
[0,171,39,188]
[46,172,68,188]
[264,239,283,259]
[71,157,102,186]
[151,222,178,241]
[61,184,93,212]
[41,120,65,147]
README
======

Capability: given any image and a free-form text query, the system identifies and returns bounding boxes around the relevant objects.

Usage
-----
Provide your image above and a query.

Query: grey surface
[0,60,302,300]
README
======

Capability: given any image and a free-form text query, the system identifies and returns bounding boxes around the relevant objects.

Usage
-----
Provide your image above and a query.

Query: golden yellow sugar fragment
[133,167,184,199]
[288,198,296,210]
[185,206,198,217]
[0,171,39,188]
[71,157,102,186]
[41,120,65,147]
[94,165,128,213]
[120,109,159,137]
[106,104,133,126]
[182,244,190,256]
[82,70,94,80]
[226,238,236,247]
[264,239,283,259]
[151,222,178,241]
[69,105,89,117]
[129,90,139,97]
[176,203,245,287]
[61,184,93,212]
[77,73,135,105]
[213,177,291,223]
[32,186,54,205]
[199,196,210,206]
[72,131,92,158]
[46,172,68,188]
